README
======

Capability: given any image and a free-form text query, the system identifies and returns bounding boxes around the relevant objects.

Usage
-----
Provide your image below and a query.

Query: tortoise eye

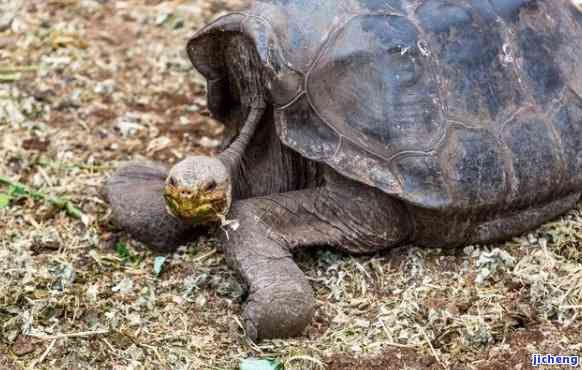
[205,180,217,192]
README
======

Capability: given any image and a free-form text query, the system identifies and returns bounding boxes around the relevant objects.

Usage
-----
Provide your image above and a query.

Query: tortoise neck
[218,106,265,180]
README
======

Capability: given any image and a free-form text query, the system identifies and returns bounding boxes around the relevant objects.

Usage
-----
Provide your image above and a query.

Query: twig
[0,175,85,220]
[29,329,110,340]
[193,248,217,262]
[100,338,116,353]
[0,65,40,73]
[285,355,326,369]
[417,324,446,369]
[564,310,578,329]
[29,339,56,369]
[0,73,21,82]
[383,341,418,349]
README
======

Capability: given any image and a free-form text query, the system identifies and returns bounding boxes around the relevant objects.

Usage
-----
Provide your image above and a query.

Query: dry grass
[1,1,581,369]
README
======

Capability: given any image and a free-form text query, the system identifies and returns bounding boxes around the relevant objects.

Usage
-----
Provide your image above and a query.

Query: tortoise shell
[188,0,582,211]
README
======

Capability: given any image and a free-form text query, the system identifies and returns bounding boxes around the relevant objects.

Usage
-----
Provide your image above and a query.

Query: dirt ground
[1,1,581,369]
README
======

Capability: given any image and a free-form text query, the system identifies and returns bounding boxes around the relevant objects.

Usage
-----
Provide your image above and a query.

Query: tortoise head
[164,156,232,225]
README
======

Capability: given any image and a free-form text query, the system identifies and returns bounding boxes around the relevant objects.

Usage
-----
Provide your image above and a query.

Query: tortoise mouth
[163,184,229,225]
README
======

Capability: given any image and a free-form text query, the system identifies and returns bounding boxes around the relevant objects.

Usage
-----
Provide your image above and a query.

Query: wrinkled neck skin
[215,34,267,200]
[217,106,263,198]
[215,34,323,201]
[217,106,324,201]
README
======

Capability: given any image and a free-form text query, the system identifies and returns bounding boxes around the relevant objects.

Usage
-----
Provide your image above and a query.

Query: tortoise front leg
[223,193,316,340]
[222,184,411,339]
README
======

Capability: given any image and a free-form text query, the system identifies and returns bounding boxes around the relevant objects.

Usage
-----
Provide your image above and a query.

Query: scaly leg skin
[103,161,195,251]
[223,179,412,340]
[223,196,316,340]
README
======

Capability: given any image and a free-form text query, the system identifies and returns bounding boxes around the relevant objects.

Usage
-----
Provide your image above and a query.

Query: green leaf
[8,184,26,196]
[64,202,83,220]
[0,193,11,209]
[153,256,167,277]
[115,242,142,265]
[240,358,283,370]
[0,176,85,221]
[115,242,131,261]
[0,72,22,82]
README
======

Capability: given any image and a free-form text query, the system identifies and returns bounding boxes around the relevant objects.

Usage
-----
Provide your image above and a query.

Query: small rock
[354,319,370,328]
[112,277,134,294]
[153,255,167,276]
[94,80,115,95]
[197,136,221,149]
[195,294,207,307]
[116,115,144,137]
[86,284,99,303]
[147,136,171,154]
[40,55,72,67]
[127,313,141,327]
[155,12,171,25]
[80,0,103,9]
[172,295,185,305]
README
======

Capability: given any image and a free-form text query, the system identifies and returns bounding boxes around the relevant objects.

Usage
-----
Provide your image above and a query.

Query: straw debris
[1,1,580,369]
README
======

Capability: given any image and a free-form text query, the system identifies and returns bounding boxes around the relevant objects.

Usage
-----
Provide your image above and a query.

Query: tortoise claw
[242,280,315,340]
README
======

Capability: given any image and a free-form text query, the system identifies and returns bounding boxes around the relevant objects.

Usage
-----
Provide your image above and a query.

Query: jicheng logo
[532,354,580,368]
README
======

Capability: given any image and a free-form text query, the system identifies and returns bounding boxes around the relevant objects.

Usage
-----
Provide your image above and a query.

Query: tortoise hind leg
[103,161,195,251]
[469,193,581,245]
[223,183,412,340]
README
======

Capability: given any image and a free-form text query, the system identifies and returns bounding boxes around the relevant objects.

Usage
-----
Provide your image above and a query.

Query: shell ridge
[189,11,248,40]
[484,0,534,106]
[240,14,306,78]
[276,90,307,111]
[304,13,362,81]
[543,87,571,195]
[406,2,450,154]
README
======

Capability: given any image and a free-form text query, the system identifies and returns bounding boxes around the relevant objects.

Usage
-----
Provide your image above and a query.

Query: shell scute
[275,96,340,161]
[392,154,450,208]
[515,10,565,107]
[417,0,523,123]
[502,115,562,207]
[415,0,474,34]
[489,0,535,21]
[439,127,506,209]
[306,14,443,159]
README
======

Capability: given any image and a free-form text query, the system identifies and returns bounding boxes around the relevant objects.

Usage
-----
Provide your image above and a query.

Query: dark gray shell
[188,0,582,211]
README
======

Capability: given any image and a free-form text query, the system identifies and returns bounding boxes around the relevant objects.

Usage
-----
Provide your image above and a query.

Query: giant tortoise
[105,0,582,339]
